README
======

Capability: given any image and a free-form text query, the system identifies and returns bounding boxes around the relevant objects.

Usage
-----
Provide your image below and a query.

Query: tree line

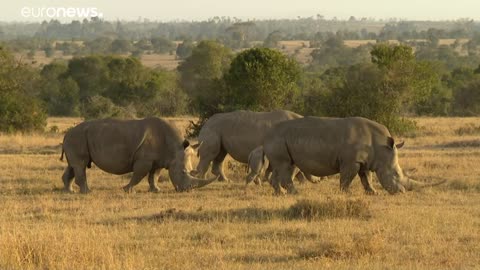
[2,37,480,134]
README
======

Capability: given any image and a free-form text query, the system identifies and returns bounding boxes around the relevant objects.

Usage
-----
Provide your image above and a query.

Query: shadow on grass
[123,198,372,224]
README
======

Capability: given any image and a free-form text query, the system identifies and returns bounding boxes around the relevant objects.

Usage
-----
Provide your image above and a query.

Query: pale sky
[1,0,479,22]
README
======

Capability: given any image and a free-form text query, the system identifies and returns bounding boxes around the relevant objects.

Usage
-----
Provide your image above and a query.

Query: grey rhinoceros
[194,110,313,183]
[60,117,216,194]
[263,116,446,195]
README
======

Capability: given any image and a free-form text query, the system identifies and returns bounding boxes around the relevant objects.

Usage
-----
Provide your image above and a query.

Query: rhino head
[375,137,445,194]
[168,140,216,192]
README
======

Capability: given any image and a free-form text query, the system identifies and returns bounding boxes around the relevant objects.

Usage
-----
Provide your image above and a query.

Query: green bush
[81,95,136,120]
[0,46,47,132]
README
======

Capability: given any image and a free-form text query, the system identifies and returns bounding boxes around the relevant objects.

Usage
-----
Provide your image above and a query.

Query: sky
[1,0,480,22]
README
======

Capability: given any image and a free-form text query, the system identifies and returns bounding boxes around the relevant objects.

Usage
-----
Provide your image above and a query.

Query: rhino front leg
[123,161,151,193]
[272,164,296,195]
[211,149,229,182]
[62,166,75,193]
[359,171,377,195]
[339,163,360,193]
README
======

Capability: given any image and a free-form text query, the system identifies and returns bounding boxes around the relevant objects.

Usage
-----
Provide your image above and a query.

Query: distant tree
[177,40,233,135]
[263,30,283,48]
[38,61,80,116]
[150,37,175,54]
[110,39,133,54]
[43,43,55,58]
[177,40,232,101]
[176,39,194,59]
[223,47,301,111]
[453,77,480,115]
[323,44,441,133]
[84,37,113,54]
[0,46,46,132]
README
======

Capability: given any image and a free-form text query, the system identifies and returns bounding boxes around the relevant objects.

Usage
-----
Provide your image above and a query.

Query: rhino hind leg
[339,163,360,193]
[73,167,90,194]
[123,160,151,193]
[359,171,377,195]
[62,166,75,193]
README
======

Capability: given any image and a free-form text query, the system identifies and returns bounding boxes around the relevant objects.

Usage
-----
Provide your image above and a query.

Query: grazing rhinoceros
[263,116,446,195]
[194,110,313,183]
[60,117,216,194]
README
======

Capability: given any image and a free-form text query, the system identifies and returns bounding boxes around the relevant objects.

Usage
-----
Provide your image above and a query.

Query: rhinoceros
[263,116,445,195]
[194,110,313,183]
[60,117,216,194]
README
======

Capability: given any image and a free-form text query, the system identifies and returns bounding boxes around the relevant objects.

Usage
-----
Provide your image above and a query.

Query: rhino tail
[59,144,64,161]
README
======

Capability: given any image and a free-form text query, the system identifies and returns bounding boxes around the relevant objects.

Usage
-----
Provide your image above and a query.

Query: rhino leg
[196,132,221,179]
[211,149,229,182]
[359,171,377,195]
[62,166,75,193]
[123,160,151,193]
[148,168,160,193]
[263,164,272,185]
[272,164,296,195]
[73,167,90,194]
[339,163,360,193]
[294,170,307,184]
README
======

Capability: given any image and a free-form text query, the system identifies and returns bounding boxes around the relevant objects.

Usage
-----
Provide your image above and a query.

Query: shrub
[81,95,136,120]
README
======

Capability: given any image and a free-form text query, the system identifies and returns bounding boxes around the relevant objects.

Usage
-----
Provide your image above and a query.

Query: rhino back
[199,110,302,163]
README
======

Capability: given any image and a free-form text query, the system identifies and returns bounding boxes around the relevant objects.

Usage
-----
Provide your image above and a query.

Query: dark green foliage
[321,44,441,134]
[38,61,80,116]
[223,48,301,111]
[0,46,46,132]
[453,77,480,115]
[151,37,175,54]
[310,36,371,70]
[81,95,136,120]
[263,31,283,48]
[176,40,194,59]
[110,39,133,54]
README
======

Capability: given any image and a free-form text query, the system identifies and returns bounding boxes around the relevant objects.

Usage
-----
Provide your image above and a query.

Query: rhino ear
[191,141,203,150]
[386,137,395,149]
[182,139,190,149]
[396,141,405,149]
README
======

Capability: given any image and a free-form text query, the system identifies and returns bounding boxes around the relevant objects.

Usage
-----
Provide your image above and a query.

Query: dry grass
[0,117,479,269]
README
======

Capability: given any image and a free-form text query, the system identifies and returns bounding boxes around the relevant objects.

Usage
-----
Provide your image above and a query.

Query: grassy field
[0,117,479,269]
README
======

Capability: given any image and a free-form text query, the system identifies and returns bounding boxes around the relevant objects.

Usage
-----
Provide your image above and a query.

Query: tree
[178,40,232,106]
[263,31,283,48]
[0,46,46,132]
[176,39,194,59]
[453,76,480,115]
[223,48,301,111]
[110,39,133,54]
[38,61,80,116]
[323,44,441,133]
[150,37,175,54]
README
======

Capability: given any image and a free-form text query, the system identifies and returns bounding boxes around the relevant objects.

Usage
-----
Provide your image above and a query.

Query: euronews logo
[21,7,104,19]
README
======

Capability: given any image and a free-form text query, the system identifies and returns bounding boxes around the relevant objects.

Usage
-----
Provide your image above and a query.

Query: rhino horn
[184,174,218,190]
[400,177,447,191]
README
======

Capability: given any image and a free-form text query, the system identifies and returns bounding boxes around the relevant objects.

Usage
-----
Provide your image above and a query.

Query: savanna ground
[0,117,479,270]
